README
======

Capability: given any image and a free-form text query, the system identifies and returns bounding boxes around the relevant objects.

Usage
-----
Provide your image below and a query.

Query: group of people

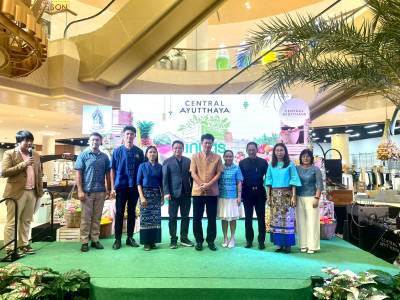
[1,126,323,258]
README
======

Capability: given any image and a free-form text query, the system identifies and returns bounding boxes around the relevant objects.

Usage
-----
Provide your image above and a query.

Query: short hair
[16,130,34,143]
[246,142,258,150]
[271,143,290,168]
[123,126,136,134]
[223,149,234,157]
[89,132,102,140]
[299,149,314,165]
[201,133,215,142]
[144,146,159,163]
[172,140,184,148]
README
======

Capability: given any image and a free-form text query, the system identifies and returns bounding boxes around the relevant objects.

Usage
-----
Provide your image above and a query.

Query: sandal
[275,246,283,252]
[284,246,291,254]
[301,248,307,252]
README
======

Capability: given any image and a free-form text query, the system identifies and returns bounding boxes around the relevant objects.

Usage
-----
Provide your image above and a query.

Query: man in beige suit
[2,130,43,258]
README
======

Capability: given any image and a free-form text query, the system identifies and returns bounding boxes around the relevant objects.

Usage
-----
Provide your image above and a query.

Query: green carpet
[1,220,398,300]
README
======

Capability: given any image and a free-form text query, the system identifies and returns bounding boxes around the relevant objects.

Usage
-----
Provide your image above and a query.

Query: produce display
[377,119,400,161]
[320,216,336,224]
[100,216,113,225]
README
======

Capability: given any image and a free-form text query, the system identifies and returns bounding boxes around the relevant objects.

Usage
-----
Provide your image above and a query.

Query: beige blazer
[1,147,43,200]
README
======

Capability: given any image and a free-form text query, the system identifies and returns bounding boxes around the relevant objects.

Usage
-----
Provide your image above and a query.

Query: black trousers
[193,196,217,243]
[114,187,139,240]
[243,186,266,243]
[169,193,191,241]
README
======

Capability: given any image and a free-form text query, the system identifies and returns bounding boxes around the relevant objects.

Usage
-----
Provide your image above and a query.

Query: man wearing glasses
[239,142,268,250]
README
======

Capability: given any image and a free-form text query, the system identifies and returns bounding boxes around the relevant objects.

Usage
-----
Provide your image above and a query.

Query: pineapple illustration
[136,120,154,146]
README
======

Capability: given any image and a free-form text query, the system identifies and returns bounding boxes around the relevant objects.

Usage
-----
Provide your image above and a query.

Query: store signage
[120,94,290,162]
[279,98,310,127]
[49,0,70,11]
[82,106,113,134]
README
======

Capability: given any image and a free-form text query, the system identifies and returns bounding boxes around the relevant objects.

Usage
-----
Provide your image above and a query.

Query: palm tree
[241,0,400,110]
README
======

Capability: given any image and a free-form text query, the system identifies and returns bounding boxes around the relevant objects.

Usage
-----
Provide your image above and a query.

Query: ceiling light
[325,135,331,138]
[53,26,57,29]
[349,133,360,137]
[211,37,215,41]
[45,125,48,128]
[245,2,250,4]
[367,130,381,134]
[40,103,48,106]
[364,124,378,128]
[71,139,74,141]
[312,133,316,136]
[28,114,34,117]
[80,141,83,143]
[313,137,319,140]
[0,120,3,122]
[344,118,348,121]
[329,129,333,132]
[395,126,400,129]
[324,140,326,142]
[345,129,353,133]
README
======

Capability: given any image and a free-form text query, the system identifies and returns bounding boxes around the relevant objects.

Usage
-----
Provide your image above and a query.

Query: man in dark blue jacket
[162,140,194,249]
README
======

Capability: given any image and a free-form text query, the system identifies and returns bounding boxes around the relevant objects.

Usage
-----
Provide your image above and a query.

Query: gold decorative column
[42,135,55,183]
[331,133,349,164]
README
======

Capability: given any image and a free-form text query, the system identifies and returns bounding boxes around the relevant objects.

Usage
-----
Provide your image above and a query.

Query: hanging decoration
[377,119,400,161]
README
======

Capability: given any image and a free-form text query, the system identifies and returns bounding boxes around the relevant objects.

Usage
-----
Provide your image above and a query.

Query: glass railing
[41,0,127,40]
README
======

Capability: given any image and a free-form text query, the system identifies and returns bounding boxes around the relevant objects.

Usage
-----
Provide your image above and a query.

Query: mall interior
[1,0,400,297]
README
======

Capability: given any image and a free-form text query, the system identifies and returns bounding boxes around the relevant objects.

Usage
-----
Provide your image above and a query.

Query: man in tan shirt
[2,130,43,259]
[190,133,224,251]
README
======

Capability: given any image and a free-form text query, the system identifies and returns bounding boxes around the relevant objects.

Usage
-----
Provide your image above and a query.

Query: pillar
[331,134,349,165]
[42,135,55,183]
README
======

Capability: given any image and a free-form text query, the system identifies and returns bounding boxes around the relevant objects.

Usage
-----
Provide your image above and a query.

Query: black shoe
[112,240,121,250]
[126,237,139,247]
[284,246,291,254]
[170,240,178,249]
[275,246,283,252]
[20,244,36,255]
[195,242,203,251]
[91,241,104,249]
[258,242,266,250]
[150,244,157,249]
[208,242,217,251]
[180,238,194,247]
[81,243,89,252]
[245,241,253,248]
[6,249,25,259]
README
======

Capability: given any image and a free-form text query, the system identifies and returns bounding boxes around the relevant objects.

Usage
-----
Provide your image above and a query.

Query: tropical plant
[313,267,400,299]
[241,0,400,108]
[0,263,90,300]
[253,133,280,146]
[136,120,155,146]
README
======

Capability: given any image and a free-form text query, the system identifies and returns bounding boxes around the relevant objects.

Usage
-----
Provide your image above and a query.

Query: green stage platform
[1,220,398,300]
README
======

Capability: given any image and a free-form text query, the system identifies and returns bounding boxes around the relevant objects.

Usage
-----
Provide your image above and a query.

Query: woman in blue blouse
[295,149,324,254]
[137,146,164,251]
[265,143,301,254]
[217,150,243,248]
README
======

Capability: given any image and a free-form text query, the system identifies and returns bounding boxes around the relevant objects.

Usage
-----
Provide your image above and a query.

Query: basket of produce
[100,217,113,238]
[320,216,337,240]
[377,119,400,161]
[65,207,81,228]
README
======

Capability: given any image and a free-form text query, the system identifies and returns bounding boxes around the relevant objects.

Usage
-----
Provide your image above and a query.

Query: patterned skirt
[140,187,162,245]
[270,187,295,246]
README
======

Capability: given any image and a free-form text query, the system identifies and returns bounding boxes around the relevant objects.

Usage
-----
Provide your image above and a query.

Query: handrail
[0,197,19,262]
[63,0,115,38]
[210,0,343,94]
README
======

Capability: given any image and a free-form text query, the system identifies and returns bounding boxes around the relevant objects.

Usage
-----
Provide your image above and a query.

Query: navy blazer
[162,156,192,198]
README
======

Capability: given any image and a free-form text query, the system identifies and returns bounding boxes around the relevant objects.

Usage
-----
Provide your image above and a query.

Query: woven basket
[99,222,112,238]
[65,210,81,228]
[320,222,337,240]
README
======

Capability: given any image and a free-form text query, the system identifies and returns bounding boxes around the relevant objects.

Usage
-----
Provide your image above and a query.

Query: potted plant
[157,54,172,70]
[172,49,186,70]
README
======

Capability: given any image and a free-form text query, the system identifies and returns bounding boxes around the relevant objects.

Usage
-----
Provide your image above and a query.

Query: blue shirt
[111,145,144,189]
[219,164,243,199]
[295,165,324,196]
[264,161,301,188]
[74,150,110,193]
[137,161,163,188]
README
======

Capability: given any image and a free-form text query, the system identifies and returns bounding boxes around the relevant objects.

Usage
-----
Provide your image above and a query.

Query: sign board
[279,98,309,127]
[82,106,112,134]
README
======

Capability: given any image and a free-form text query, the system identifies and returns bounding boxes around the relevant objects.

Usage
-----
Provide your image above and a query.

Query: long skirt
[140,187,162,245]
[296,196,320,250]
[270,187,295,246]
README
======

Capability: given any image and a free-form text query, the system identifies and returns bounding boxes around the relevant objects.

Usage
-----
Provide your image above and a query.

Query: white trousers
[296,196,320,250]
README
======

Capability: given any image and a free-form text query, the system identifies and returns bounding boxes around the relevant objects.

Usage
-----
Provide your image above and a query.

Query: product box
[56,226,80,242]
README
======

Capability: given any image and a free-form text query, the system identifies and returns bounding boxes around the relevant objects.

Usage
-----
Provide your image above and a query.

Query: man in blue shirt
[75,132,111,252]
[110,126,144,250]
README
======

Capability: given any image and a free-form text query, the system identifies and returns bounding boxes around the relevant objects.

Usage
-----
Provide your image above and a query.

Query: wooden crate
[56,226,80,242]
[330,190,353,206]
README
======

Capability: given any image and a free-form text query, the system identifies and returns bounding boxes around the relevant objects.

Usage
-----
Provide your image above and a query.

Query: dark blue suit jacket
[162,156,192,198]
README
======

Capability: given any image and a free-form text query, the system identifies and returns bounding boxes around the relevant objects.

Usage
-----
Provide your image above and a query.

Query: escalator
[69,0,228,89]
